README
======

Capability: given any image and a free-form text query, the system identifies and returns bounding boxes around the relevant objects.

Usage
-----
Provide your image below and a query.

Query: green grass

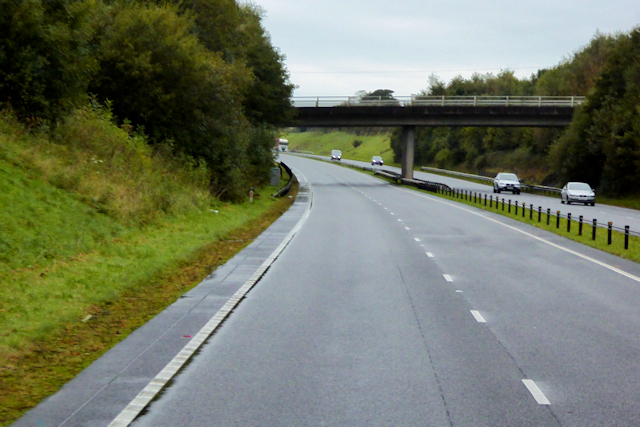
[0,159,126,273]
[285,130,397,165]
[0,107,298,425]
[0,180,288,357]
[0,180,297,426]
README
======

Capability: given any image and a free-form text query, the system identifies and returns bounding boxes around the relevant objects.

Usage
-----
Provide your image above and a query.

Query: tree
[89,2,254,199]
[0,0,101,121]
[551,27,640,194]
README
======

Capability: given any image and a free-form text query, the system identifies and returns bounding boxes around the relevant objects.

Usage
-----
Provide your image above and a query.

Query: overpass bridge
[284,95,584,178]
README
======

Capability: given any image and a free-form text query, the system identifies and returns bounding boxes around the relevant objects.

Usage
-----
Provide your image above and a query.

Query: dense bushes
[0,0,294,201]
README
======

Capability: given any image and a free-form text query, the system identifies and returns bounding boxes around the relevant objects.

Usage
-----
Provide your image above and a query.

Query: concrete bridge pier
[401,125,416,179]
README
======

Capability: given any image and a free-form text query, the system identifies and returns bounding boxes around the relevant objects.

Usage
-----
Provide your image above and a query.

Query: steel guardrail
[291,96,586,108]
[419,166,562,195]
[271,162,295,197]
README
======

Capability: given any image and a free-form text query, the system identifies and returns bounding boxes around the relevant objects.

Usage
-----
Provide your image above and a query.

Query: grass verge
[409,183,639,262]
[0,179,298,426]
[284,130,397,165]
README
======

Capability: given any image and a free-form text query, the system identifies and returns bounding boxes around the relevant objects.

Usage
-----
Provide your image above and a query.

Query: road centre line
[470,310,486,323]
[397,187,640,285]
[426,252,434,257]
[443,274,453,282]
[414,238,421,242]
[522,379,551,405]
[405,227,410,230]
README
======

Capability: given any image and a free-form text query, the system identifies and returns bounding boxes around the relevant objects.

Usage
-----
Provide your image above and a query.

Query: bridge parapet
[292,95,585,108]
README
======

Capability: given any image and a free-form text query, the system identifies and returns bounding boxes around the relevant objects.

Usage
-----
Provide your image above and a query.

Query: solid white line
[426,252,434,257]
[396,187,640,285]
[470,310,486,323]
[522,379,551,405]
[443,274,453,282]
[108,172,314,427]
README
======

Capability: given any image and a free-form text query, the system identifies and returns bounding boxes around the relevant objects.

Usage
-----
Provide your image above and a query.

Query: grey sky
[254,0,639,97]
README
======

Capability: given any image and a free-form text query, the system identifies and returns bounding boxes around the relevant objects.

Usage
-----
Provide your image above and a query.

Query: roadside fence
[440,188,637,250]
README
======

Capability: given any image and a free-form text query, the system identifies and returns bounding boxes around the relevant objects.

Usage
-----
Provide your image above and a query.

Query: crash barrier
[440,188,637,250]
[372,169,450,193]
[289,151,452,193]
[271,162,295,197]
[420,166,562,196]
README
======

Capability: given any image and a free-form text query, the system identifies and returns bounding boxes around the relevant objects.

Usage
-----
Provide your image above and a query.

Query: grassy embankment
[285,130,396,165]
[0,108,297,426]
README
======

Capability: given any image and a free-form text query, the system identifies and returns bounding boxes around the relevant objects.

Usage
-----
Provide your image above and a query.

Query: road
[130,155,640,426]
[326,155,640,233]
[14,154,640,426]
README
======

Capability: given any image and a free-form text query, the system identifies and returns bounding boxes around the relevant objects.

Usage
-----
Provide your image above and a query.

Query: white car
[371,156,383,165]
[331,150,342,161]
[493,172,521,194]
[561,182,595,206]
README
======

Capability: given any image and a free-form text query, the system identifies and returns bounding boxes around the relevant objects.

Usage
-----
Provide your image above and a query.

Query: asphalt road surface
[130,155,640,426]
[15,154,640,426]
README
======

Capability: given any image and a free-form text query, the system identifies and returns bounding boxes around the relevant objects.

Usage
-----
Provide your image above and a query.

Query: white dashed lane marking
[414,238,421,242]
[522,380,551,405]
[443,274,453,282]
[470,310,486,323]
[426,252,434,257]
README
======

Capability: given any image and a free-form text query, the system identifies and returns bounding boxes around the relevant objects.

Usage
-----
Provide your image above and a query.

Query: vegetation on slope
[0,0,298,422]
[0,0,294,200]
[0,111,297,424]
[286,130,395,164]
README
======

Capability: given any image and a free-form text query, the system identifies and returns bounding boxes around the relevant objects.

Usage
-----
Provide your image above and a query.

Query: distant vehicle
[277,139,289,152]
[493,172,521,194]
[561,182,595,205]
[331,150,342,161]
[371,156,383,165]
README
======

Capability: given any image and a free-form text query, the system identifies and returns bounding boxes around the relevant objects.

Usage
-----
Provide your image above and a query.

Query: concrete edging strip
[108,173,312,427]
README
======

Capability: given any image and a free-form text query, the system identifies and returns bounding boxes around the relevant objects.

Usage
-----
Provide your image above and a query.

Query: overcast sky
[253,0,639,98]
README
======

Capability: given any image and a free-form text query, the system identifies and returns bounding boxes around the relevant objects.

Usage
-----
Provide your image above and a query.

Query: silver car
[371,156,383,165]
[493,172,521,194]
[331,150,342,161]
[561,182,595,206]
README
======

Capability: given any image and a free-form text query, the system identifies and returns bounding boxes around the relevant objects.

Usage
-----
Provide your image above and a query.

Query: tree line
[0,0,294,201]
[388,29,640,195]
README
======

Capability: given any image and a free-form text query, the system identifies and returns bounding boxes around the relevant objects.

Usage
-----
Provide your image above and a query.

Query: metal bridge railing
[291,95,586,108]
